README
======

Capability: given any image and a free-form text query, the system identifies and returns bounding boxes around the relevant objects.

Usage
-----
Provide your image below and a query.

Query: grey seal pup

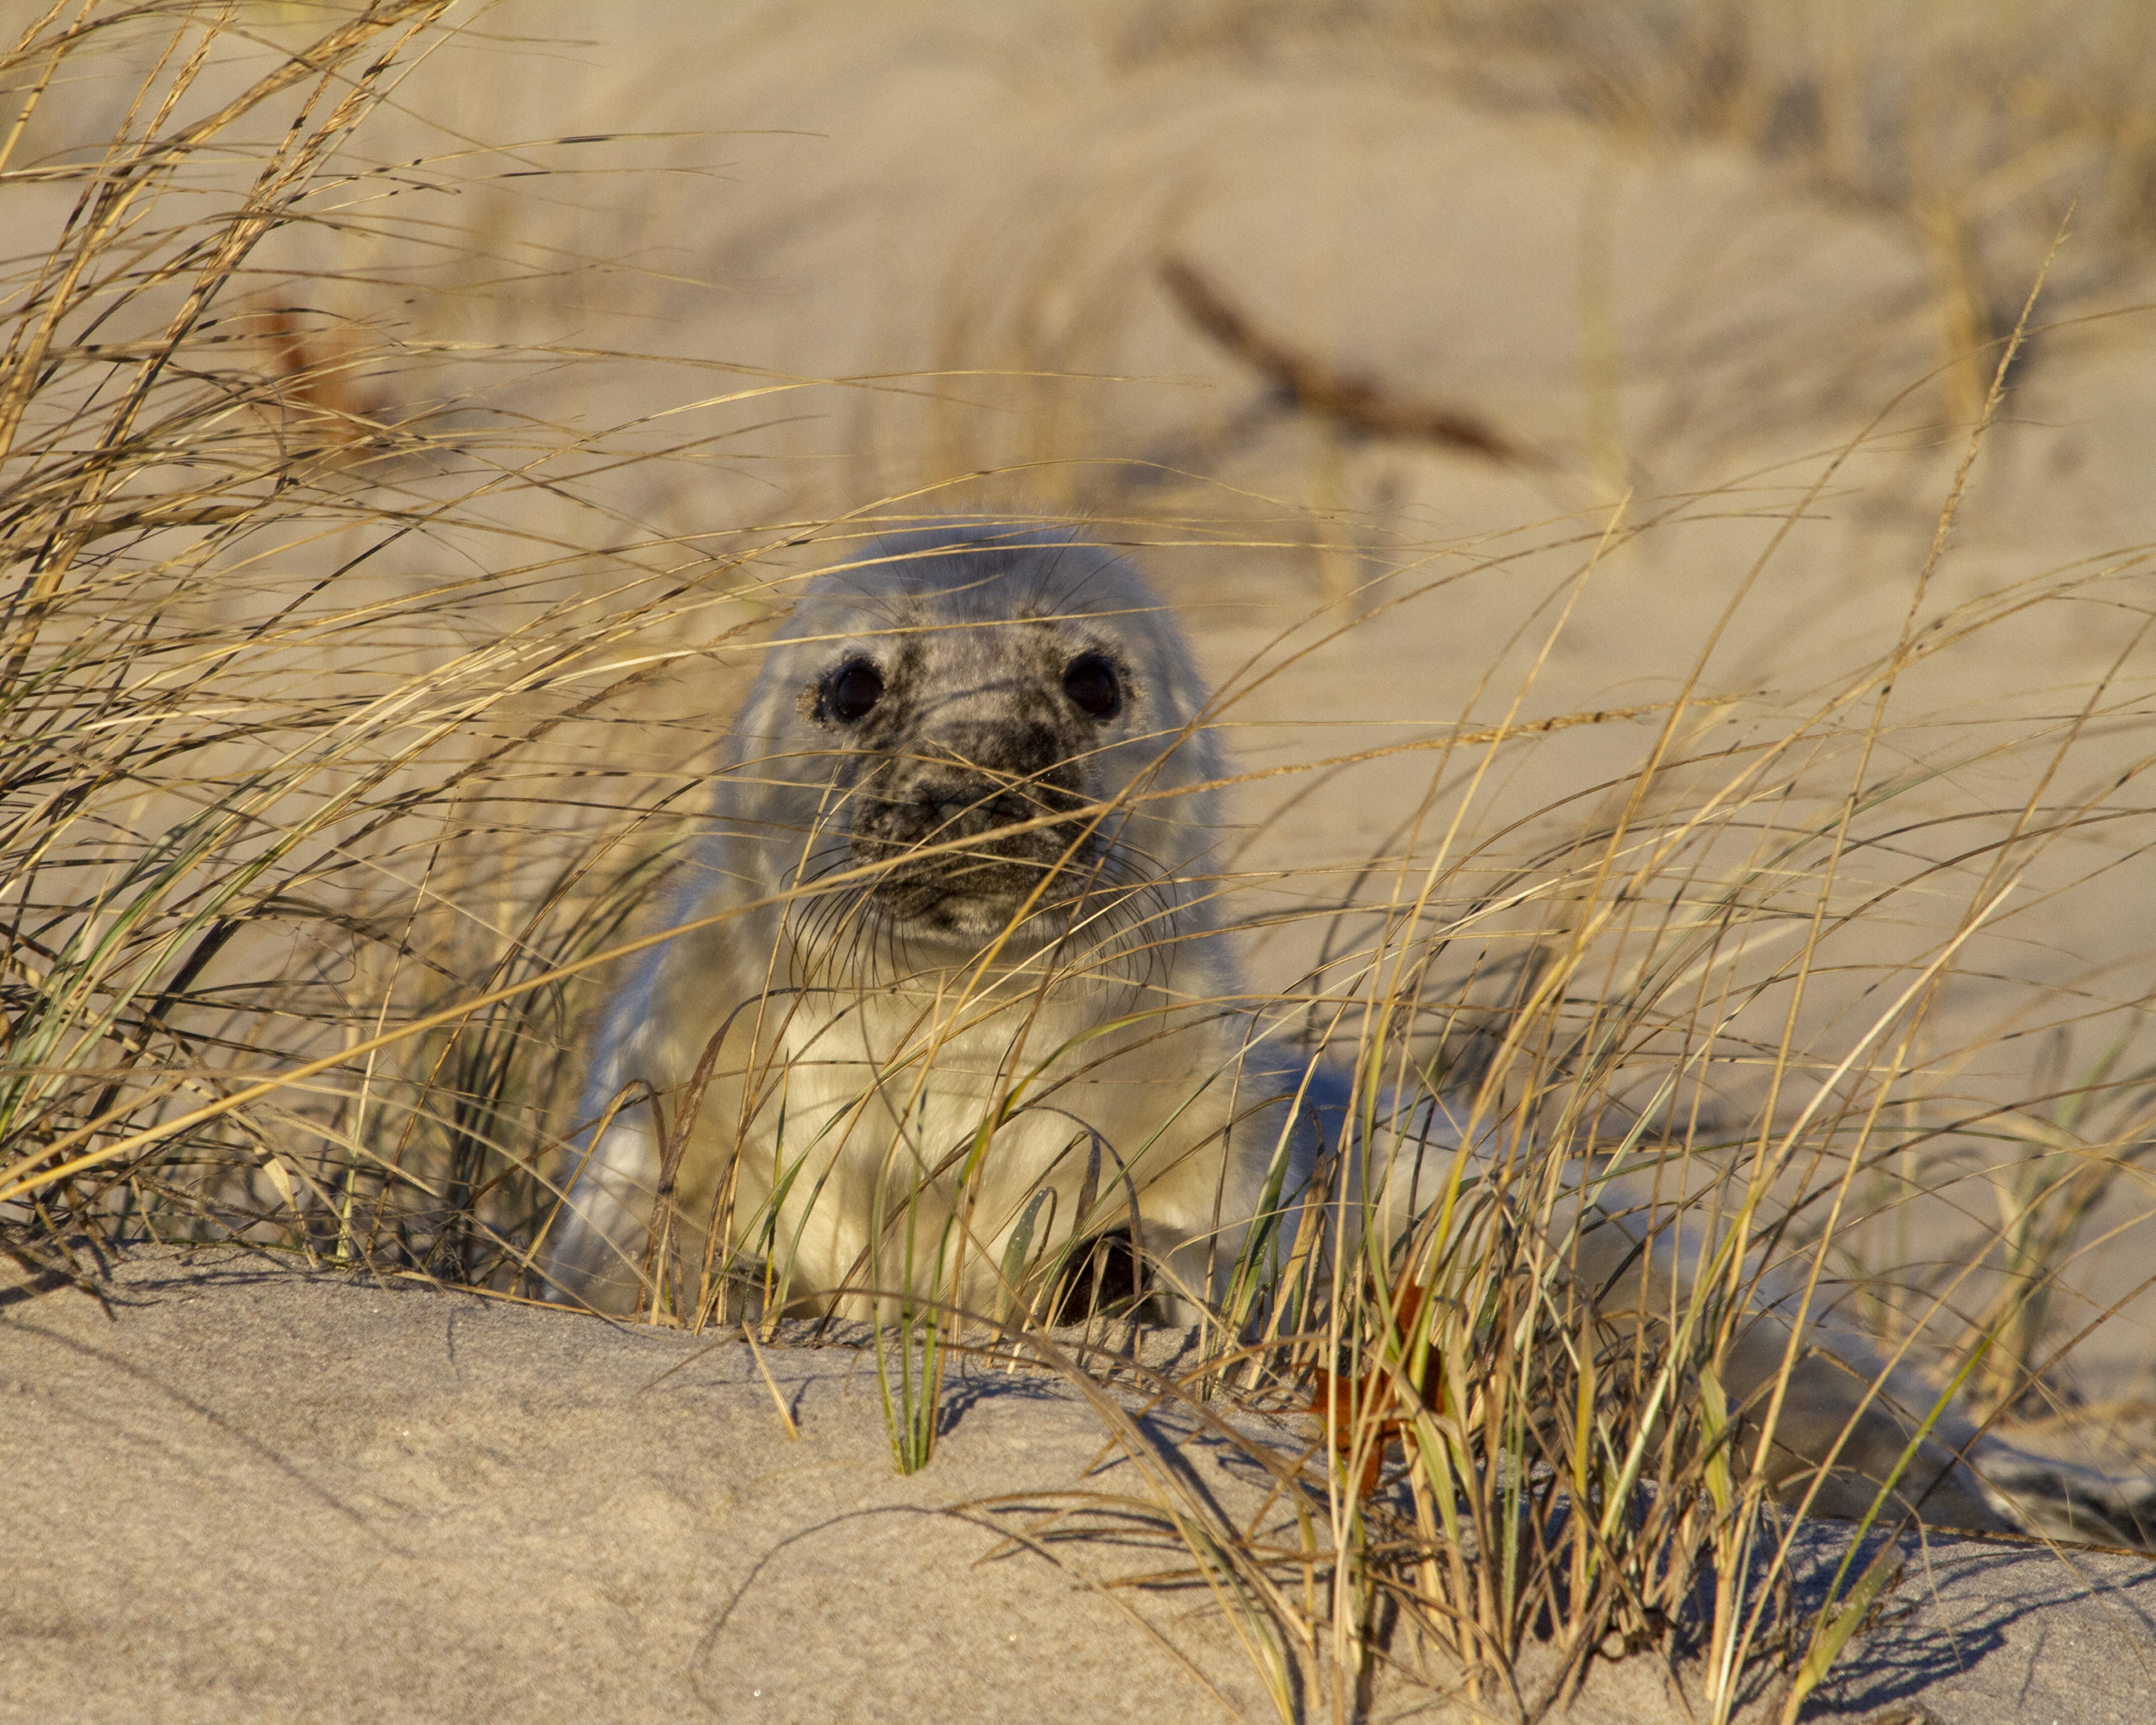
[540,524,1301,1321]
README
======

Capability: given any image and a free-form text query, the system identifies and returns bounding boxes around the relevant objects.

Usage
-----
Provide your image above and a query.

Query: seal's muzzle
[847,723,1093,932]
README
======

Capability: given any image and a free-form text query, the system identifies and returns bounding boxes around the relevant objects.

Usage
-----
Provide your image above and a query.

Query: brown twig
[1160,255,1545,467]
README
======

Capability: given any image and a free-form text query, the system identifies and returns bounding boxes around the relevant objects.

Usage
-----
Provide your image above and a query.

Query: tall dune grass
[6,7,2155,1725]
[0,0,793,1278]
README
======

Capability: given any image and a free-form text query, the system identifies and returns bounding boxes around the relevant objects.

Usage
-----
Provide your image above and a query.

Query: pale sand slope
[6,1249,2153,1724]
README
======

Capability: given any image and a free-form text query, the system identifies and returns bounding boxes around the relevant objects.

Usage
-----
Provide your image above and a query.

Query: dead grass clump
[0,1,792,1276]
[2,0,463,1243]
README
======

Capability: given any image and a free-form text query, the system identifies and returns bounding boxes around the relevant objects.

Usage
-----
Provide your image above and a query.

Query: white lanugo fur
[542,525,1299,1320]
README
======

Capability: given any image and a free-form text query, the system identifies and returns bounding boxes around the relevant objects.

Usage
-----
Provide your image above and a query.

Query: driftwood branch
[1160,255,1545,467]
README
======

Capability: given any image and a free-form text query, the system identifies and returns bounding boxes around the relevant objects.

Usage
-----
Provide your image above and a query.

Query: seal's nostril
[870,772,1070,852]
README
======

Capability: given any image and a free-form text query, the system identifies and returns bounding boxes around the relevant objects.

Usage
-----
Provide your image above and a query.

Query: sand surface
[7,1248,2152,1724]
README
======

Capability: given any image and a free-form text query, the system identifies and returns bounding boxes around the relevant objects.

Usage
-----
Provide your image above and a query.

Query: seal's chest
[760,990,1192,1201]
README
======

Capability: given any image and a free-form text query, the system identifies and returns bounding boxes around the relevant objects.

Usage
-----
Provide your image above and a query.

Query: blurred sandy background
[275,0,2156,1038]
[194,0,2156,1385]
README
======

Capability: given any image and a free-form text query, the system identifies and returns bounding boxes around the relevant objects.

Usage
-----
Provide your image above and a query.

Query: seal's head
[723,524,1224,973]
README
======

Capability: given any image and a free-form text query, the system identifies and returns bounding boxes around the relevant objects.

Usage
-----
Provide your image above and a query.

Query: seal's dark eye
[1062,653,1121,720]
[825,657,884,724]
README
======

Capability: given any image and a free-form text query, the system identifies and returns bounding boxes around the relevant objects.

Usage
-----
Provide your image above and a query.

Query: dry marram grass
[5,6,2156,1724]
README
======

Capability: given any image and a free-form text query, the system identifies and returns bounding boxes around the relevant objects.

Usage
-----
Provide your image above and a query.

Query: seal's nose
[887,773,1048,846]
[883,717,1082,837]
[930,716,1065,780]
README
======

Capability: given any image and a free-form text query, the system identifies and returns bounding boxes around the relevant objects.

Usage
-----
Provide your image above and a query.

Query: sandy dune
[4,1248,1278,1723]
[7,1249,2152,1723]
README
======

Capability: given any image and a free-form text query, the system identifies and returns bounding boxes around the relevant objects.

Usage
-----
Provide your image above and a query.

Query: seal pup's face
[813,626,1117,942]
[728,527,1222,976]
